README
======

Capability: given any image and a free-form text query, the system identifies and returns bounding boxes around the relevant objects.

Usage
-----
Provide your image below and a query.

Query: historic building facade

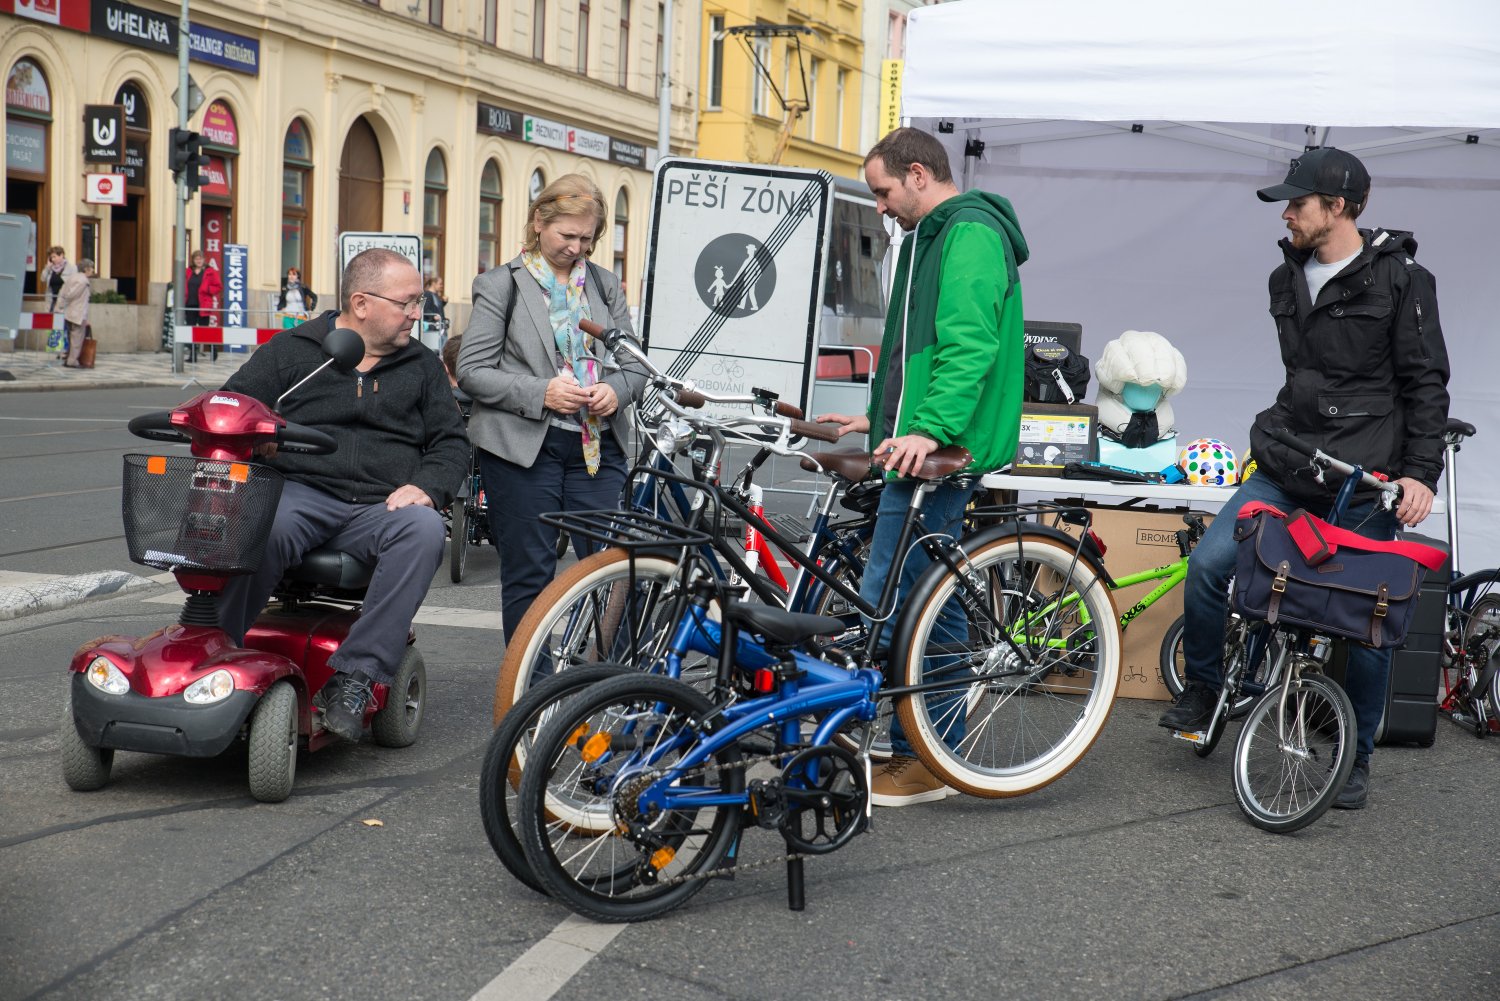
[1,0,700,312]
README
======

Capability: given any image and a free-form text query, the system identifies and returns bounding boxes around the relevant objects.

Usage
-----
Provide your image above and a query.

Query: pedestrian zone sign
[640,159,833,425]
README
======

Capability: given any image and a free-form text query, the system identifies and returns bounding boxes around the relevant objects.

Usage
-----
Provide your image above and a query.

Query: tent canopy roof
[903,0,1500,130]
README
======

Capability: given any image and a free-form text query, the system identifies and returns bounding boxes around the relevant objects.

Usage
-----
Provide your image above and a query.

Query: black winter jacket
[222,312,470,508]
[1249,228,1450,507]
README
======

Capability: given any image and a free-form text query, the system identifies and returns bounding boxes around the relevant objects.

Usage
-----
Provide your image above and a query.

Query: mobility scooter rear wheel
[247,681,298,802]
[372,647,426,748]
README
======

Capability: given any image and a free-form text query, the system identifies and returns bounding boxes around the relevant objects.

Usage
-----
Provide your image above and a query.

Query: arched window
[282,118,313,287]
[423,148,447,280]
[612,188,629,283]
[529,168,546,204]
[478,160,502,274]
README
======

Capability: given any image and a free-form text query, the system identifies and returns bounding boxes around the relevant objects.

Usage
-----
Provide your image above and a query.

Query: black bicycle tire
[517,673,743,922]
[1232,671,1356,833]
[479,663,633,895]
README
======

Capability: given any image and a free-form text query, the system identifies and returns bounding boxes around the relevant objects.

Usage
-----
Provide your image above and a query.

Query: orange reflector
[567,723,589,747]
[146,456,167,475]
[229,463,250,483]
[581,732,612,763]
[650,847,676,871]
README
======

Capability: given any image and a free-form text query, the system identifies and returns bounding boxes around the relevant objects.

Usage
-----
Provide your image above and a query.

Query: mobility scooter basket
[122,454,286,574]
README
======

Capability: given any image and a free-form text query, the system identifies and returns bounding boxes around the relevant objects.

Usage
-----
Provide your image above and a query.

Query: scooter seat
[283,547,375,590]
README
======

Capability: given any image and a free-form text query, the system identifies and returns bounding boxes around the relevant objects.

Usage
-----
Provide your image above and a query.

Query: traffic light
[168,128,210,190]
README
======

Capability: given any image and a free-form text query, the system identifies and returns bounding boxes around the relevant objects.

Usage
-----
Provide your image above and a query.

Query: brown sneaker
[870,756,956,807]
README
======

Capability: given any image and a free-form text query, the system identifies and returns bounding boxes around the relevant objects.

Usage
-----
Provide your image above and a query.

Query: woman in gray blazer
[456,174,648,641]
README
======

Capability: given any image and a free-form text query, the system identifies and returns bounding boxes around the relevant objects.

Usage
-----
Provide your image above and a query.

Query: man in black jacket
[217,249,469,740]
[1160,148,1450,808]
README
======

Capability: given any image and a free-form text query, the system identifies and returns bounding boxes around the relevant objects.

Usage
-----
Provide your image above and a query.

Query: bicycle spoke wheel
[479,664,632,895]
[1163,613,1271,719]
[893,531,1121,797]
[493,551,703,723]
[1451,593,1500,722]
[1159,614,1188,700]
[517,674,743,922]
[1232,671,1355,833]
[449,499,469,583]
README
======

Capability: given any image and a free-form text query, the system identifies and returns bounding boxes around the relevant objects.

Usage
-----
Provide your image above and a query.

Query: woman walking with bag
[57,259,95,368]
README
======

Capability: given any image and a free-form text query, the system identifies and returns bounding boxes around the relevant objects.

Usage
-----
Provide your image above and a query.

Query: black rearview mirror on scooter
[275,327,366,411]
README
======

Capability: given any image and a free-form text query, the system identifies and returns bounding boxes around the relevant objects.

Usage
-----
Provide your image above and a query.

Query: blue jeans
[1182,474,1398,761]
[860,477,975,756]
[480,426,628,643]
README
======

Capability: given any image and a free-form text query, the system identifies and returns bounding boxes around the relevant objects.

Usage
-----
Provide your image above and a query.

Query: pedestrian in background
[183,250,222,326]
[40,245,76,311]
[57,259,95,368]
[276,267,318,318]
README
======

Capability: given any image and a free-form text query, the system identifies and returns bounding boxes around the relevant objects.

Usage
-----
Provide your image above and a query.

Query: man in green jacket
[817,126,1029,806]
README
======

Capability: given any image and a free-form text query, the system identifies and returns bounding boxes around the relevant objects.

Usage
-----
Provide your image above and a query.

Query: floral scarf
[521,249,602,474]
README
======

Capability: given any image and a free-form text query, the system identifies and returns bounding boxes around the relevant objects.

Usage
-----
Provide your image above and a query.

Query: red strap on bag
[1237,501,1446,572]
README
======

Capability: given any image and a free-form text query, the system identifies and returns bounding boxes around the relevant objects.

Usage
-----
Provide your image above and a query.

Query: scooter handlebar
[276,421,338,455]
[127,411,191,443]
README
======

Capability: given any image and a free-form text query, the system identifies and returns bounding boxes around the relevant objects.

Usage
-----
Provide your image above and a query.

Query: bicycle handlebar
[1264,425,1402,501]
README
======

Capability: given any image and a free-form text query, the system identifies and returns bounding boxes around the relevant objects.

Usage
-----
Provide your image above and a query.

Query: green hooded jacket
[866,189,1029,474]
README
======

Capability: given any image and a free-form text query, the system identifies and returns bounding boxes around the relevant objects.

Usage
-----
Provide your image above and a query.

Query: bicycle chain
[610,744,854,888]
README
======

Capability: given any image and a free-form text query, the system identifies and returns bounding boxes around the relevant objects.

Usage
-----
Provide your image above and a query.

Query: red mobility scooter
[60,329,428,802]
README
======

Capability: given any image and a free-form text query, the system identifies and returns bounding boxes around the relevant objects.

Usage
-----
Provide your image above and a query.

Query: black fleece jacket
[223,312,470,508]
[1249,227,1450,507]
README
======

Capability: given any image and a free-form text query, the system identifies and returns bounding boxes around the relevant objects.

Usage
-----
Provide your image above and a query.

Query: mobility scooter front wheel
[60,698,114,791]
[247,681,298,802]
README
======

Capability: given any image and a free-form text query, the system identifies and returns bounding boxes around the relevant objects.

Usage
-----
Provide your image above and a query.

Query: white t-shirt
[1303,249,1359,304]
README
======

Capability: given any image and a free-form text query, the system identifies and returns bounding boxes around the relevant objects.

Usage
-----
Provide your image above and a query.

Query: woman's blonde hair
[522,173,607,255]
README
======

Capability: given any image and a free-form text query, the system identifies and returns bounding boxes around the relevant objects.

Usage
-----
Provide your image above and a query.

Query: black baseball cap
[1257,147,1370,204]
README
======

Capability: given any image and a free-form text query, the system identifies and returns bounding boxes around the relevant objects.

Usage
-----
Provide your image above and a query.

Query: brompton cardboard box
[1069,503,1216,701]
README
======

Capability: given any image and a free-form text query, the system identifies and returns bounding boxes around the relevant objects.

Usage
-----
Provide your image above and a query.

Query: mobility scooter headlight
[85,656,129,695]
[184,669,235,705]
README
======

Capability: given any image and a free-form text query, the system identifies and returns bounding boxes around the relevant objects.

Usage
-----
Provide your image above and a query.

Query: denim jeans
[1182,474,1398,761]
[860,477,975,755]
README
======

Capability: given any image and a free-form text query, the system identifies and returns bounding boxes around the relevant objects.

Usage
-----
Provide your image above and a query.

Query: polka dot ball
[1178,438,1239,486]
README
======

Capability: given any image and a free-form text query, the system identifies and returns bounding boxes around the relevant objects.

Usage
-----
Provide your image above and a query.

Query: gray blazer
[456,256,647,466]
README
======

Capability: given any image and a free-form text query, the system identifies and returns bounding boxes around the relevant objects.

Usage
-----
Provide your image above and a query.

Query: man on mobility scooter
[216,249,470,740]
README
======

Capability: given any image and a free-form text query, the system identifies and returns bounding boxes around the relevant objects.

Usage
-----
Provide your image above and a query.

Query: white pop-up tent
[902,0,1500,565]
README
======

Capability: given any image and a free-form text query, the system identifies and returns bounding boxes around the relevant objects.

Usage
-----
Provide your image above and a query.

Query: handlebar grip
[578,318,630,351]
[675,389,706,410]
[578,318,604,336]
[1266,425,1318,457]
[773,401,804,420]
[277,421,338,455]
[127,411,191,443]
[789,418,841,444]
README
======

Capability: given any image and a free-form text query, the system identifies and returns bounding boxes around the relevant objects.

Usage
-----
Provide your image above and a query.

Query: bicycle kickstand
[785,856,806,912]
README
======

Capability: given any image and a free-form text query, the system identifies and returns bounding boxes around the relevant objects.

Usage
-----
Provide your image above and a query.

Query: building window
[888,12,906,59]
[618,2,630,88]
[612,188,629,283]
[484,0,497,44]
[577,0,589,74]
[533,0,546,59]
[707,14,724,108]
[478,159,502,274]
[6,58,52,297]
[423,148,447,280]
[529,168,546,204]
[282,118,314,287]
[751,36,770,116]
[429,0,442,27]
[836,68,847,148]
[807,58,820,140]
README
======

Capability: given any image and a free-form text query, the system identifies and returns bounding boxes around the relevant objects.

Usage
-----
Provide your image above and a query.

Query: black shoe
[322,671,374,741]
[1158,681,1218,730]
[1333,759,1370,810]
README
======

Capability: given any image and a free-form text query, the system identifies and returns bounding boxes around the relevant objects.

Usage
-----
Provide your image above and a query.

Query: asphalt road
[2,387,1498,1001]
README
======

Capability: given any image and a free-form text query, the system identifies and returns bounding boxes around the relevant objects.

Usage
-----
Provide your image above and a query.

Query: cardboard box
[1078,504,1214,701]
[1013,402,1099,475]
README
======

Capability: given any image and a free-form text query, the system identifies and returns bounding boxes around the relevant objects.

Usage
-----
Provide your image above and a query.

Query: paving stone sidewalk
[0,348,247,392]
